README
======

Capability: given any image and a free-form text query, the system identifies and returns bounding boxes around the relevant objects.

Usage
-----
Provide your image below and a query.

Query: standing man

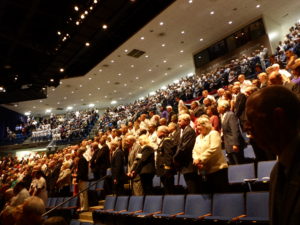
[173,114,198,193]
[246,86,300,225]
[156,126,175,194]
[77,147,89,212]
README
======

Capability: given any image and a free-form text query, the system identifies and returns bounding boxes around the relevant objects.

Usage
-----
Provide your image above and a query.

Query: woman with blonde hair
[193,117,228,193]
[131,135,155,195]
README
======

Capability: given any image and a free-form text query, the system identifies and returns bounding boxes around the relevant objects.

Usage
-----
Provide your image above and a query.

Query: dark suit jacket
[90,144,110,176]
[77,156,89,181]
[167,111,175,124]
[173,125,196,174]
[222,111,245,153]
[270,136,300,225]
[156,137,175,176]
[234,93,247,124]
[111,149,126,182]
[193,106,205,118]
[132,145,155,175]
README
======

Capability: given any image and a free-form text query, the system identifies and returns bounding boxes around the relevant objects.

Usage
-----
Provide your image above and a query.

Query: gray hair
[178,113,191,122]
[157,125,169,134]
[196,117,212,131]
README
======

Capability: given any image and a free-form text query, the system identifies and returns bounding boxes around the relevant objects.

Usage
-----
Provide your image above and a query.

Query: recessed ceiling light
[129,92,132,95]
[71,91,74,94]
[89,93,92,96]
[181,30,185,34]
[139,86,143,89]
[76,21,80,25]
[228,21,233,24]
[163,60,167,63]
[84,10,88,15]
[131,65,134,68]
[151,80,155,83]
[210,11,215,15]
[67,106,73,110]
[180,65,183,67]
[159,22,164,26]
[256,4,261,8]
[136,76,139,79]
[33,106,36,109]
[79,84,82,87]
[60,68,64,72]
[102,24,108,29]
[40,100,43,103]
[74,6,79,11]
[188,0,193,3]
[105,96,107,98]
[57,102,60,105]
[161,86,167,90]
[111,100,117,105]
[118,73,122,76]
[60,81,63,84]
[89,103,95,108]
[124,49,128,53]
[97,87,100,90]
[148,69,152,72]
[57,31,61,35]
[145,55,149,58]
[24,111,31,116]
[85,42,90,47]
[165,72,168,76]
[88,77,92,80]
[140,36,145,40]
[50,79,54,82]
[200,38,204,41]
[180,50,184,53]
[110,60,114,63]
[14,104,18,107]
[99,69,102,72]
[45,109,51,113]
[124,83,127,87]
[107,80,110,84]
[90,6,93,10]
[94,0,98,3]
[64,96,67,99]
[161,43,166,47]
[81,99,84,101]
[80,14,85,19]
[113,90,117,93]
[52,88,55,91]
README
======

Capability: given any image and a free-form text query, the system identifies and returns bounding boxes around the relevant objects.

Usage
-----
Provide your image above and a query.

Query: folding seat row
[46,196,78,211]
[93,192,269,225]
[70,220,93,225]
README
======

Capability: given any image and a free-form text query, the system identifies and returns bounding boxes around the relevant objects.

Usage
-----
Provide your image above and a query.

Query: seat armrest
[129,210,142,215]
[116,210,127,214]
[243,178,257,182]
[146,211,161,216]
[198,213,212,219]
[232,214,247,221]
[169,212,184,217]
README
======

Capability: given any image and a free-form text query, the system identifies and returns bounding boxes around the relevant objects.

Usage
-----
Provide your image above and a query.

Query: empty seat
[119,196,144,215]
[47,198,57,209]
[228,163,256,184]
[106,196,129,214]
[240,192,269,223]
[256,161,276,182]
[134,195,163,217]
[178,173,187,188]
[176,194,211,219]
[154,195,185,217]
[153,175,161,188]
[205,193,245,221]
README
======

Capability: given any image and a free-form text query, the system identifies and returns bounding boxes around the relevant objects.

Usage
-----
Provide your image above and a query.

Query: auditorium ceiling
[1,0,300,116]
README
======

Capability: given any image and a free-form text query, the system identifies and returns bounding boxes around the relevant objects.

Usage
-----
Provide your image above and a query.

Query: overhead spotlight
[145,55,149,58]
[76,21,80,25]
[151,80,155,83]
[188,0,193,3]
[180,50,184,53]
[113,90,117,93]
[89,103,95,108]
[256,4,261,8]
[159,22,164,26]
[107,80,111,83]
[139,86,143,89]
[228,21,233,24]
[174,80,179,84]
[102,24,108,30]
[50,79,54,82]
[210,11,215,15]
[200,38,204,41]
[136,76,139,80]
[81,14,85,19]
[110,60,114,63]
[14,104,18,107]
[163,60,167,63]
[131,65,134,68]
[84,10,88,15]
[60,68,64,72]
[149,91,155,96]
[124,49,128,53]
[88,77,92,80]
[64,96,67,99]
[124,83,127,87]
[74,6,79,11]
[179,65,183,68]
[99,69,102,72]
[14,77,18,80]
[24,111,31,116]
[140,36,145,40]
[111,100,117,104]
[161,86,167,90]
[94,0,98,3]
[162,43,166,47]
[148,69,152,72]
[67,106,73,110]
[45,109,52,113]
[118,73,122,76]
[57,31,61,35]
[181,30,185,34]
[129,92,132,95]
[89,93,92,96]
[85,42,90,47]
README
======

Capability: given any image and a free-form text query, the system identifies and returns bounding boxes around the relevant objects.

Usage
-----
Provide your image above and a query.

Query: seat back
[179,173,187,188]
[212,193,245,217]
[153,175,161,187]
[103,196,116,210]
[257,161,276,181]
[96,180,105,190]
[243,145,256,159]
[47,198,56,208]
[185,194,211,216]
[114,196,129,211]
[162,195,185,214]
[143,195,163,213]
[228,163,255,184]
[55,197,64,207]
[70,220,80,225]
[68,196,78,208]
[246,192,269,219]
[106,168,112,176]
[127,196,144,212]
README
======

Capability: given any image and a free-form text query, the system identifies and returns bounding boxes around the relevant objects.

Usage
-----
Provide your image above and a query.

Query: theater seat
[239,192,269,223]
[205,193,245,222]
[69,219,80,225]
[106,196,129,214]
[118,196,144,215]
[134,195,163,217]
[228,163,256,191]
[153,195,185,218]
[256,160,276,182]
[176,194,211,219]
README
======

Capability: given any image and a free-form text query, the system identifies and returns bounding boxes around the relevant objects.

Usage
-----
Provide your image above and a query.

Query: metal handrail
[42,175,108,217]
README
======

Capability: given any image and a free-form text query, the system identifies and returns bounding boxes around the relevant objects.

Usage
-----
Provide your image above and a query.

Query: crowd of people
[0,21,300,225]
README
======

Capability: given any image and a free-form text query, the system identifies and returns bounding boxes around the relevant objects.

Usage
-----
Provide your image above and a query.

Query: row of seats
[70,221,92,225]
[46,196,78,210]
[93,192,269,225]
